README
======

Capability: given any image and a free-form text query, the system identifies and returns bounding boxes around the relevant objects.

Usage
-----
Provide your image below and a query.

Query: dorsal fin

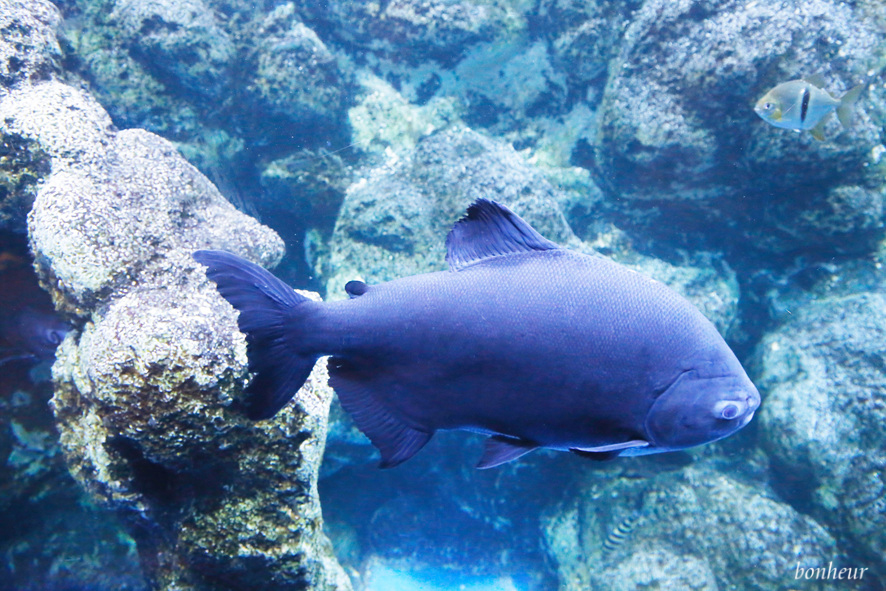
[445,199,559,271]
[803,73,827,89]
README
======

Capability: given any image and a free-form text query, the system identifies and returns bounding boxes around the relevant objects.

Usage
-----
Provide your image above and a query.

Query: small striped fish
[754,76,864,141]
[602,509,643,554]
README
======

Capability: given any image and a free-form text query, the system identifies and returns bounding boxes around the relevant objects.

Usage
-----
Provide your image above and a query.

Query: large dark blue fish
[194,200,759,468]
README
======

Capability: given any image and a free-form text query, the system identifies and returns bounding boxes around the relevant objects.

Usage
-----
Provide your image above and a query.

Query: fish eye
[48,330,66,345]
[713,400,741,420]
[763,102,773,111]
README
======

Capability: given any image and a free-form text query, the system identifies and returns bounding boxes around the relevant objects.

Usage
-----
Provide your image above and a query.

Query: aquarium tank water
[0,0,885,590]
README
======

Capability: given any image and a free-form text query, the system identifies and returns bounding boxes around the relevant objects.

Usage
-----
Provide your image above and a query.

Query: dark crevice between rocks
[107,436,239,513]
[108,436,181,508]
[767,454,818,516]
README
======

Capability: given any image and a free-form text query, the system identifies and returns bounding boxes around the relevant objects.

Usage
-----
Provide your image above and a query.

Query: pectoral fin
[572,440,650,453]
[570,440,650,461]
[571,449,620,461]
[477,435,538,469]
[0,352,37,367]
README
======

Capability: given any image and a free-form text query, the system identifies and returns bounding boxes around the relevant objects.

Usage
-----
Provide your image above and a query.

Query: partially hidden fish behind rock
[0,265,69,368]
[754,75,864,141]
[194,199,760,469]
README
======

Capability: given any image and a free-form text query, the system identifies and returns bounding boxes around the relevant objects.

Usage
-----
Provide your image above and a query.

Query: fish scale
[195,199,759,469]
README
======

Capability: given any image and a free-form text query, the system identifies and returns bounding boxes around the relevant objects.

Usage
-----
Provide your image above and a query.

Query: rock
[109,0,234,100]
[1,26,101,233]
[0,0,61,88]
[540,0,642,104]
[61,0,200,136]
[53,310,351,590]
[0,235,146,591]
[0,129,51,233]
[258,148,354,245]
[590,0,886,257]
[247,3,352,130]
[59,0,354,184]
[755,289,886,578]
[1,62,350,589]
[0,484,147,590]
[1,81,279,316]
[295,0,529,67]
[543,461,855,590]
[321,430,570,584]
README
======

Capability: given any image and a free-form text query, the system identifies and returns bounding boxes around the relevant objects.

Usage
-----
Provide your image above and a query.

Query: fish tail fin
[837,84,865,128]
[194,250,318,420]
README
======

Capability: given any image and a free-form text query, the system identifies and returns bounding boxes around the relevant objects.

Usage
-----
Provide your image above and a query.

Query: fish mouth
[739,390,760,428]
[754,105,781,121]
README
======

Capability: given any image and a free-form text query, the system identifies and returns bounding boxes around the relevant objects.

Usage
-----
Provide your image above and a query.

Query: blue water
[2,1,886,590]
[364,562,522,591]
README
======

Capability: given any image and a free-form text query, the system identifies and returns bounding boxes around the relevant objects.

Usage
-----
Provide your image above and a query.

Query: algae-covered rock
[53,320,350,590]
[2,64,350,588]
[60,0,355,178]
[597,0,881,201]
[1,81,279,316]
[0,0,61,88]
[540,0,641,102]
[0,0,81,232]
[0,131,51,233]
[591,0,886,257]
[295,0,530,67]
[755,290,886,579]
[543,461,854,591]
[110,0,234,100]
[247,4,352,129]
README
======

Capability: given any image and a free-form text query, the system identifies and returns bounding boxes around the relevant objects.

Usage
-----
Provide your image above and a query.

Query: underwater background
[1,0,885,589]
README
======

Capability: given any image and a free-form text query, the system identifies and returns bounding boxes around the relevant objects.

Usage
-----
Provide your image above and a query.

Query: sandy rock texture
[1,2,350,588]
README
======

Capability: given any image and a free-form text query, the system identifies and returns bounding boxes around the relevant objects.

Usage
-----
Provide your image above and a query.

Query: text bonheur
[795,562,868,580]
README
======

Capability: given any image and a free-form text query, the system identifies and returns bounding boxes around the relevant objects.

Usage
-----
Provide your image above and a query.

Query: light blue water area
[364,562,521,591]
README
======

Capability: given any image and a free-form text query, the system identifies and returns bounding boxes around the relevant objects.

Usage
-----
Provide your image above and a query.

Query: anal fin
[477,435,538,469]
[328,357,431,468]
[810,117,827,141]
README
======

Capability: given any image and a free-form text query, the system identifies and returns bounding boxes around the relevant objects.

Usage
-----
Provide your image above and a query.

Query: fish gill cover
[0,0,885,590]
